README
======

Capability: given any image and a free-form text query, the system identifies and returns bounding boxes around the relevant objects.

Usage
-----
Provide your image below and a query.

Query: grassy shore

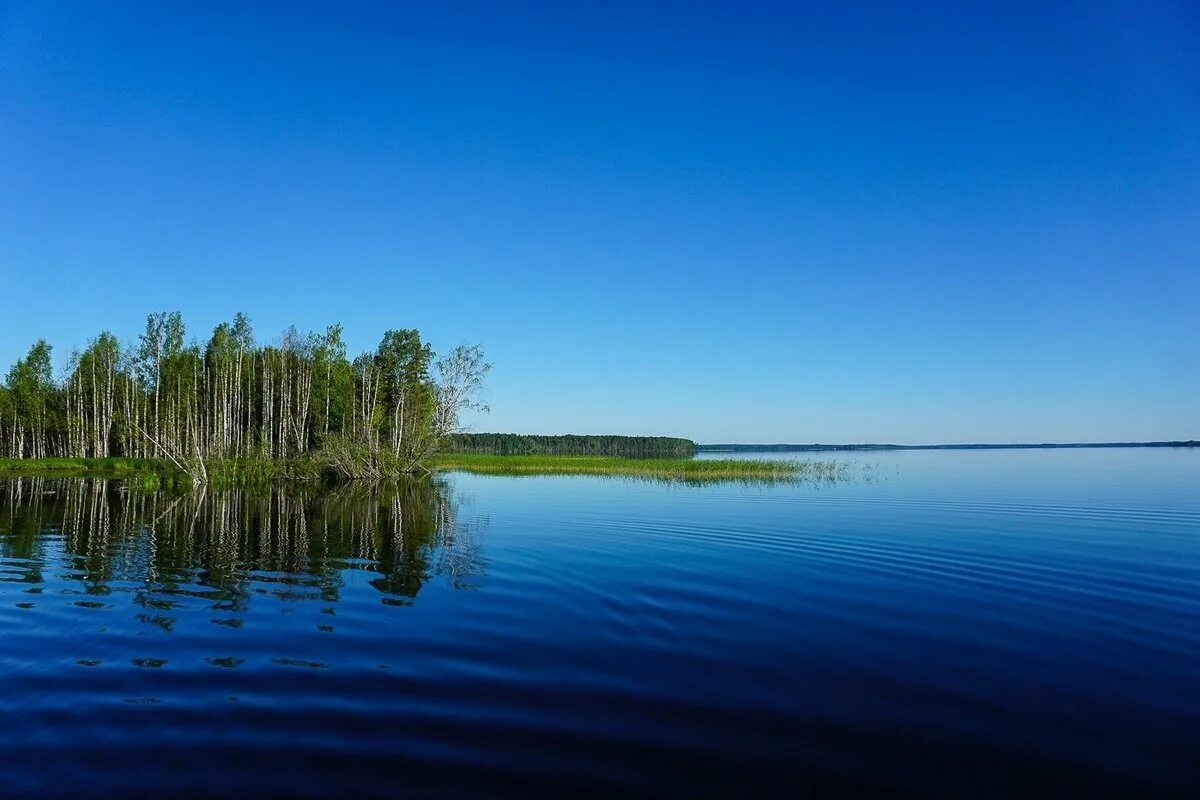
[0,457,166,478]
[429,453,846,481]
[0,457,192,490]
[0,453,849,486]
[0,456,301,489]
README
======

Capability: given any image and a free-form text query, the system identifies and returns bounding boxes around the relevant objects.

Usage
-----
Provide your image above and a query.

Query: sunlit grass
[0,456,318,487]
[0,456,165,476]
[430,453,848,482]
[0,454,855,487]
[0,457,193,491]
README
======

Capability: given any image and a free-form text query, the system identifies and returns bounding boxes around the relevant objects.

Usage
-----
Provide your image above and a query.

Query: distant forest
[446,433,697,458]
[0,312,490,480]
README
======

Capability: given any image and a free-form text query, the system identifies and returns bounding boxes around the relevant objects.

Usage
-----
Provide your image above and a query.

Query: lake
[1,448,1197,796]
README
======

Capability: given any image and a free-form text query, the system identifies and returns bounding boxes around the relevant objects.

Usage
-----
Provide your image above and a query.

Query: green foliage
[429,453,848,483]
[0,311,739,490]
[0,311,491,480]
[0,457,191,489]
[373,328,436,466]
[1,340,56,458]
[445,433,697,458]
[130,470,162,493]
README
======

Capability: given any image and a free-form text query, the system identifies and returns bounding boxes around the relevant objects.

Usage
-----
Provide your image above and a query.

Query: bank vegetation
[0,312,490,484]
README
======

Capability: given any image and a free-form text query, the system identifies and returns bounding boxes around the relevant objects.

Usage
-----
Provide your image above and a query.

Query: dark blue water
[1,449,1197,797]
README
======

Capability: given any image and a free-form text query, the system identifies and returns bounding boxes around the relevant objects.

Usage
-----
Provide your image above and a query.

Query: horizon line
[696,441,1198,451]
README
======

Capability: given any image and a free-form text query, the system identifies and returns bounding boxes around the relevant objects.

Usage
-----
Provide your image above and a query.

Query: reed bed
[0,456,165,477]
[430,453,848,482]
[0,454,854,487]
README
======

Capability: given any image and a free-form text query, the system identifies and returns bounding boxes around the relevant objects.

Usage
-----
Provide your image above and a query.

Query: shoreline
[699,440,1198,452]
[0,454,845,485]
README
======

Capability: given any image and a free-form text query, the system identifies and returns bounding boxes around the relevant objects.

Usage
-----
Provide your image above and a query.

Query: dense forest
[446,433,696,458]
[0,312,490,481]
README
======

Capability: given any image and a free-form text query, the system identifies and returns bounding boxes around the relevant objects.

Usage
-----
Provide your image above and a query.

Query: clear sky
[1,1,1196,443]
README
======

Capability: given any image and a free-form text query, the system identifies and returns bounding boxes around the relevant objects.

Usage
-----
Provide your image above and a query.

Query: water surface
[1,448,1197,796]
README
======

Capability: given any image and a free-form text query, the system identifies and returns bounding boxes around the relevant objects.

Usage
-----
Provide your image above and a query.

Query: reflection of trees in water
[0,478,487,613]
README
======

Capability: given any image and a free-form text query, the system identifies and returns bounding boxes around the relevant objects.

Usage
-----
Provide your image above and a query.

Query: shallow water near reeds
[1,448,1197,796]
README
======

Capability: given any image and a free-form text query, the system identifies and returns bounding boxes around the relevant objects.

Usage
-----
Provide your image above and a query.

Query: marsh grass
[0,454,852,487]
[0,456,166,477]
[0,455,314,480]
[430,453,848,482]
[0,457,193,491]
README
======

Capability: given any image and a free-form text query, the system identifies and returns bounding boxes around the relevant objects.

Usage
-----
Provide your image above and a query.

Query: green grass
[430,453,847,482]
[0,453,851,486]
[204,457,327,487]
[0,455,371,488]
[0,456,169,477]
[0,457,192,491]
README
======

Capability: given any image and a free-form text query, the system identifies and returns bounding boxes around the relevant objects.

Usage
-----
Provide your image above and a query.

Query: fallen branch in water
[127,420,206,485]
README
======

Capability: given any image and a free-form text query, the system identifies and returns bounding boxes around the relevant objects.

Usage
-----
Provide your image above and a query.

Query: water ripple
[0,454,1198,796]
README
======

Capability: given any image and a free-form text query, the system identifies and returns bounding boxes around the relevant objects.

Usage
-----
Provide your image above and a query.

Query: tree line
[0,312,490,480]
[445,433,696,458]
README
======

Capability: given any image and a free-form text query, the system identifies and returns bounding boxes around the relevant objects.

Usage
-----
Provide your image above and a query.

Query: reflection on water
[0,449,1197,797]
[1,477,486,616]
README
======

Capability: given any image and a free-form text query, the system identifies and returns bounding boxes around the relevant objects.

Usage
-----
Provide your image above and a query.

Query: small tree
[433,345,491,442]
[373,329,435,468]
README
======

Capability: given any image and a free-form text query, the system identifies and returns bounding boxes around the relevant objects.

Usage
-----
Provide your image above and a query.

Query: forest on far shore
[446,433,696,458]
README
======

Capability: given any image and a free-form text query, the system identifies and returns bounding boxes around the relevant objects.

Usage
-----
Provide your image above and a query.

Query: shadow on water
[0,477,488,613]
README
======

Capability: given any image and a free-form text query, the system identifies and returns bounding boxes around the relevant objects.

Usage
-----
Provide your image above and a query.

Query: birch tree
[0,311,487,478]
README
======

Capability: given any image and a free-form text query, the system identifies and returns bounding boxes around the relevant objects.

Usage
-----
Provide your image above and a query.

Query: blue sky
[1,1,1196,443]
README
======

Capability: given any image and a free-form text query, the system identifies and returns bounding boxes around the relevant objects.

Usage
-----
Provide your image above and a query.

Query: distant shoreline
[698,441,1198,452]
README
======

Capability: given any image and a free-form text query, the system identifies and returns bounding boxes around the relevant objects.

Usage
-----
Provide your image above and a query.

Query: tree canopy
[0,312,490,479]
[444,433,696,458]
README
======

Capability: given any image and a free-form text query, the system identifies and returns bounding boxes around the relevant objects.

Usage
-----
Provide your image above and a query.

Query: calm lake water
[1,449,1197,797]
